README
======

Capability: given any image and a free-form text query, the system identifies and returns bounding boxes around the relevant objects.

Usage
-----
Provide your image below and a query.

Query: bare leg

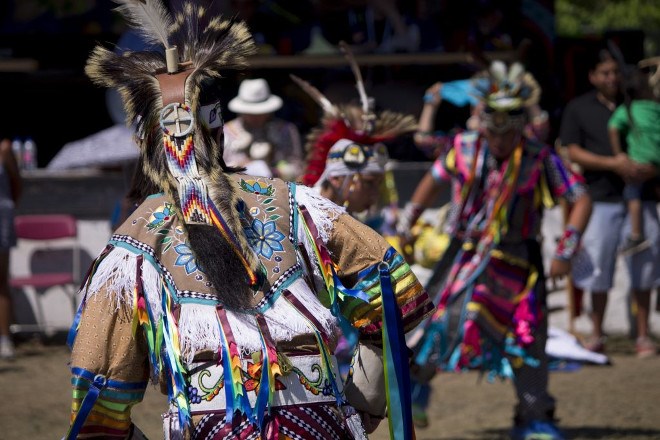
[590,291,608,345]
[633,289,657,357]
[629,199,643,239]
[633,289,651,339]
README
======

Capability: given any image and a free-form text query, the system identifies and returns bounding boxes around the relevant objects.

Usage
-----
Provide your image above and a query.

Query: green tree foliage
[556,0,660,53]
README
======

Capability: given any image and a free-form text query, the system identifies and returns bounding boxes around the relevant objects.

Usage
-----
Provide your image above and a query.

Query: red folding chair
[9,214,80,335]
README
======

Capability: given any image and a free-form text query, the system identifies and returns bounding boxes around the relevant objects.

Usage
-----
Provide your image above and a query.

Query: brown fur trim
[86,0,262,286]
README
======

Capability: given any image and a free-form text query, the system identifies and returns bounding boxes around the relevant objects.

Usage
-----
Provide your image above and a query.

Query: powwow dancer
[292,44,418,380]
[294,42,416,243]
[64,2,432,439]
[397,61,592,439]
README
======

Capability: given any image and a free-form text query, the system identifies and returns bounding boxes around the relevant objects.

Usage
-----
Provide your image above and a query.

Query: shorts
[574,202,660,292]
[623,182,643,202]
[0,203,16,250]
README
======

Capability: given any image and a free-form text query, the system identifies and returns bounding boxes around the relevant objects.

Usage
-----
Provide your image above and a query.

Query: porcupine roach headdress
[85,0,262,309]
[472,60,541,133]
[294,42,417,187]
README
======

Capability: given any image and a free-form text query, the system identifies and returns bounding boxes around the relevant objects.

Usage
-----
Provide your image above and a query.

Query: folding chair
[9,214,80,335]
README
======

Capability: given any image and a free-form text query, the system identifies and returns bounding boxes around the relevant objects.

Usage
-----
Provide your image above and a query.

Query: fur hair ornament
[85,0,263,307]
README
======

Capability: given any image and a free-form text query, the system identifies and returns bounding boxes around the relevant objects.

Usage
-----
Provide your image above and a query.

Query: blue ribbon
[66,300,84,350]
[220,342,236,424]
[65,373,108,440]
[70,367,147,390]
[379,262,414,440]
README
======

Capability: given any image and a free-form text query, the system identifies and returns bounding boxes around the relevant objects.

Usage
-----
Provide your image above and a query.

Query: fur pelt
[86,1,260,307]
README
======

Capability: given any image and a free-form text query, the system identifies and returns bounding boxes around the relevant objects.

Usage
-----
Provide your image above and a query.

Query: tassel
[299,206,367,362]
[299,206,370,304]
[255,314,282,429]
[132,256,160,376]
[216,305,252,423]
[379,262,415,440]
[160,282,191,432]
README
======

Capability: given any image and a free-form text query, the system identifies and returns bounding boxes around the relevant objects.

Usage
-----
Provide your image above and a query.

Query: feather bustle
[339,42,370,115]
[113,0,173,49]
[289,74,338,116]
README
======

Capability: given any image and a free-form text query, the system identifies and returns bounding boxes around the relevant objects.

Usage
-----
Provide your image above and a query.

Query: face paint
[481,108,525,134]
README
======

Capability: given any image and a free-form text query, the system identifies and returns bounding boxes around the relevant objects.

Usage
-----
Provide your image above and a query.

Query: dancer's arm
[397,168,447,246]
[545,148,593,278]
[68,289,150,438]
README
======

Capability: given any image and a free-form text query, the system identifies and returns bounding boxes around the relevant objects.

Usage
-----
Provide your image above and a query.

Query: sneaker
[0,337,15,360]
[619,236,651,257]
[412,403,429,428]
[636,336,657,359]
[510,420,566,440]
[583,336,607,354]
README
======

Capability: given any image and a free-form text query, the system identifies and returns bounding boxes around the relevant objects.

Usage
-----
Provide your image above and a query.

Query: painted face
[484,127,520,160]
[482,109,524,134]
[589,58,620,99]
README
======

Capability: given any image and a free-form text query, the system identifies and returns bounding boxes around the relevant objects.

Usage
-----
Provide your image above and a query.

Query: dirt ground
[1,335,659,440]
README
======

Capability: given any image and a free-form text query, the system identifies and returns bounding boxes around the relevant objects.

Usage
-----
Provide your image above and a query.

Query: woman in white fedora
[224,78,304,180]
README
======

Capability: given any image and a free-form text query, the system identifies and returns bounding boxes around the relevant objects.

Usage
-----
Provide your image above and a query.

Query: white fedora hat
[228,78,283,115]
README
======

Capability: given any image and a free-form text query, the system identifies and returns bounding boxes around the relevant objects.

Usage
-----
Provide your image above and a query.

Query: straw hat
[228,78,283,114]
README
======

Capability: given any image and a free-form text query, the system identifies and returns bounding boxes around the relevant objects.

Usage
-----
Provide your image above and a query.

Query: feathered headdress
[472,60,541,112]
[86,1,262,307]
[470,60,541,132]
[294,42,417,187]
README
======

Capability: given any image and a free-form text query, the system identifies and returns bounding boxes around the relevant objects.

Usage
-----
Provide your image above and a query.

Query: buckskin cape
[67,174,432,439]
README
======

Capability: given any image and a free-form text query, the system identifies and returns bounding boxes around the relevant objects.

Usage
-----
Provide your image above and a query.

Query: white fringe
[85,247,137,309]
[226,311,262,354]
[223,301,309,355]
[84,247,164,324]
[294,184,345,244]
[285,277,339,341]
[225,278,339,354]
[141,261,163,324]
[81,239,339,366]
[177,303,222,364]
[264,284,317,341]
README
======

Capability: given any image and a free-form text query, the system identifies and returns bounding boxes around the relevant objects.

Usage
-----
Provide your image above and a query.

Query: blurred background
[0,0,658,169]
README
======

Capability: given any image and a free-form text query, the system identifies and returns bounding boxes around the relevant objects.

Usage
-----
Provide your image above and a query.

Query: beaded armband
[555,226,582,261]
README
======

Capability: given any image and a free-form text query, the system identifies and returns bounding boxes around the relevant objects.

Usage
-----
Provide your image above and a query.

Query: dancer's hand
[397,233,416,264]
[549,258,571,280]
[610,153,636,181]
[423,82,443,107]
